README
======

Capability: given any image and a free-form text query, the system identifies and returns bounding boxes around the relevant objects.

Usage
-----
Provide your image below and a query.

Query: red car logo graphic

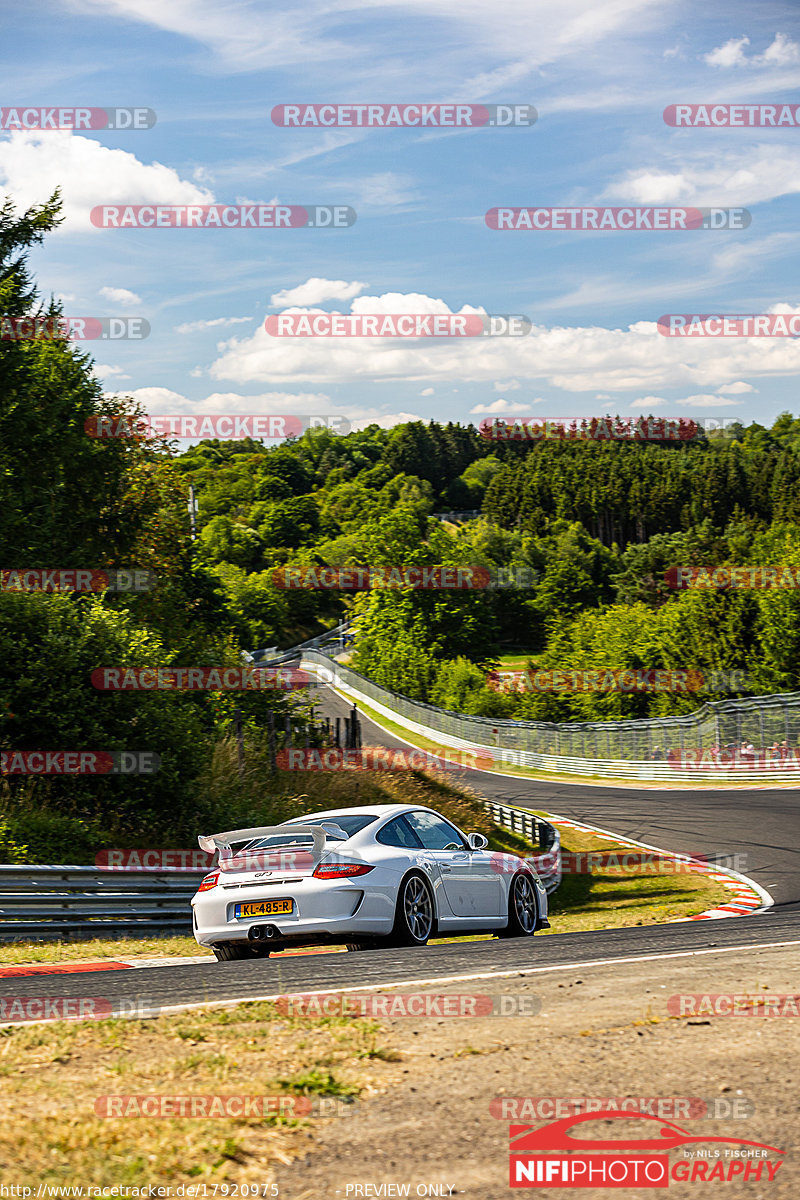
[510,1110,784,1155]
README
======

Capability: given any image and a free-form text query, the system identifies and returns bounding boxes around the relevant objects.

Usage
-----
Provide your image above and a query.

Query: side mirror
[467,832,488,850]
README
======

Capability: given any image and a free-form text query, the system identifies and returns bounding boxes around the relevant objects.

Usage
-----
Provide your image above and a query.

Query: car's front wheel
[498,872,538,937]
[388,872,435,947]
[213,943,270,961]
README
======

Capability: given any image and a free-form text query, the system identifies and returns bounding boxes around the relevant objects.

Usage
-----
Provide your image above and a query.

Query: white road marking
[3,937,799,1027]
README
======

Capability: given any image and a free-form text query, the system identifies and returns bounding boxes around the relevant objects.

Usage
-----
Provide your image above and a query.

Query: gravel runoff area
[273,940,800,1200]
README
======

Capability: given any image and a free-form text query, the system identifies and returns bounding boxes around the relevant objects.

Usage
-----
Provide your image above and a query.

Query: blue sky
[2,0,800,438]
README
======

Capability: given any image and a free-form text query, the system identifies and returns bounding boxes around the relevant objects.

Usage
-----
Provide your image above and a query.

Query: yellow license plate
[235,899,293,918]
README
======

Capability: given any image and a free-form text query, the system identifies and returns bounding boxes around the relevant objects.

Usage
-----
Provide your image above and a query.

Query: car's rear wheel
[499,872,538,937]
[388,872,435,947]
[213,943,270,961]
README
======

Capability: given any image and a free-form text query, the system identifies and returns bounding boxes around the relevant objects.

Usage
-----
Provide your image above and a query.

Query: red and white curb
[0,945,345,977]
[539,810,771,920]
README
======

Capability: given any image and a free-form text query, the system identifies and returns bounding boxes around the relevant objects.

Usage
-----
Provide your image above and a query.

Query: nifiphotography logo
[508,1111,785,1187]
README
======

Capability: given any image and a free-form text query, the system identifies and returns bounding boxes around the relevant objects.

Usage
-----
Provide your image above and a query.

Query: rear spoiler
[198,825,327,858]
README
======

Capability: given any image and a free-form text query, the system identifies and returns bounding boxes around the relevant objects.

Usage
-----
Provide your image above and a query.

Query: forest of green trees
[4,194,800,857]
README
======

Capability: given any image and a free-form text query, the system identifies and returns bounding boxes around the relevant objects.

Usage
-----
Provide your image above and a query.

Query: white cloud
[675,394,744,408]
[100,286,142,306]
[0,132,212,230]
[493,379,521,391]
[717,381,756,394]
[348,410,422,431]
[629,395,666,409]
[548,236,800,313]
[470,398,539,414]
[206,294,800,393]
[352,172,420,210]
[271,279,369,307]
[703,36,750,68]
[704,33,800,69]
[103,386,332,414]
[61,0,665,82]
[419,387,435,396]
[93,364,130,379]
[758,33,800,68]
[606,148,800,209]
[595,393,612,399]
[175,317,253,334]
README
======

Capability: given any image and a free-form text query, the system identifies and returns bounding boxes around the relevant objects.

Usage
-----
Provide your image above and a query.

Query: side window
[405,811,466,851]
[376,816,423,849]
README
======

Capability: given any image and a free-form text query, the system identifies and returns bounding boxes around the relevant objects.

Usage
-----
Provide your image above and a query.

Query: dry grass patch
[0,1002,403,1186]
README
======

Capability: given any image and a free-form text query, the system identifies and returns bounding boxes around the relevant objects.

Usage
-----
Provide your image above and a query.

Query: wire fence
[303,650,800,780]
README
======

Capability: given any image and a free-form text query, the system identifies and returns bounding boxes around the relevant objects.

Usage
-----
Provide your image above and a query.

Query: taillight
[313,861,374,879]
[198,871,219,892]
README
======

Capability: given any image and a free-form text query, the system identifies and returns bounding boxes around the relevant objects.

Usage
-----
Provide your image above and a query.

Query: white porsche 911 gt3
[192,803,549,960]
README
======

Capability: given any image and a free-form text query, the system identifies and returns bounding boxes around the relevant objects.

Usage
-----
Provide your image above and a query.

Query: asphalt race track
[316,680,800,905]
[3,677,799,1020]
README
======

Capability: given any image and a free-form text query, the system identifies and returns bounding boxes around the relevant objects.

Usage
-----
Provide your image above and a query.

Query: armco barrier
[251,620,351,666]
[0,865,203,941]
[301,652,800,782]
[482,801,561,893]
[0,816,559,940]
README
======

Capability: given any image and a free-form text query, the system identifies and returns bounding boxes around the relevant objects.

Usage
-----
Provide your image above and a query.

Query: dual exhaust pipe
[249,923,280,942]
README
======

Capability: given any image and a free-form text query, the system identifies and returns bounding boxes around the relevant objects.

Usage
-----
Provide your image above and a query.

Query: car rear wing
[198,825,327,859]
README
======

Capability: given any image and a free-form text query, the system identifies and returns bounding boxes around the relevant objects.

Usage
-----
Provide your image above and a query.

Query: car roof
[284,803,438,822]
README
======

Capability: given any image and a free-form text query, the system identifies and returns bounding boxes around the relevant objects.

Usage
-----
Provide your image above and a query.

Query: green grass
[495,653,537,669]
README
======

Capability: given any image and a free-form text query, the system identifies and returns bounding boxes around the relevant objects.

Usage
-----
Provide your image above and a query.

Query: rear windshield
[244,813,379,850]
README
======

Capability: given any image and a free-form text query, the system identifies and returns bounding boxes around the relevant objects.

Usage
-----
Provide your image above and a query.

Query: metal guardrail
[301,651,800,782]
[0,821,559,941]
[250,620,352,667]
[0,866,204,941]
[482,802,562,893]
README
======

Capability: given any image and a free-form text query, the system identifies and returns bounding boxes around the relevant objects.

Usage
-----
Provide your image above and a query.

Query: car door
[375,813,455,920]
[404,811,503,921]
